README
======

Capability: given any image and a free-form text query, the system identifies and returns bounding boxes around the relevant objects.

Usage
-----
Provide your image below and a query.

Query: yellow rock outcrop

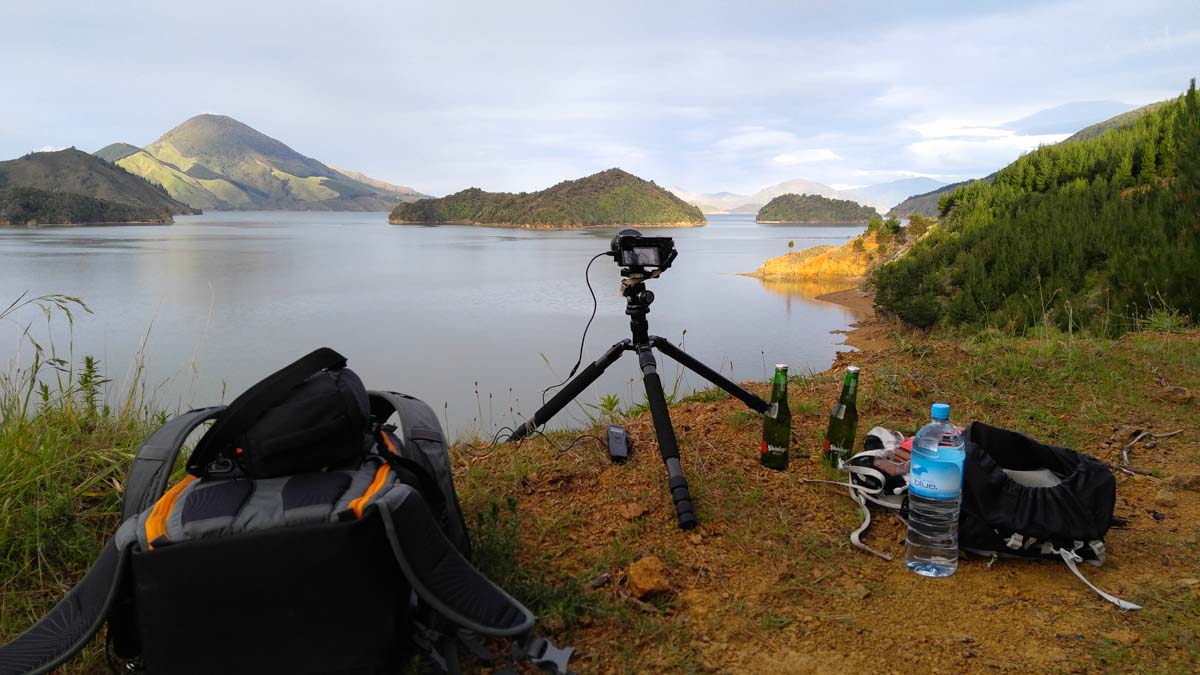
[749,232,882,280]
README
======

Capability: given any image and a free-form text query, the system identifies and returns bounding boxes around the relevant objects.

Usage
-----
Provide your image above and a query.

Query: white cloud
[35,144,67,152]
[715,127,798,152]
[770,149,841,165]
[906,133,1070,170]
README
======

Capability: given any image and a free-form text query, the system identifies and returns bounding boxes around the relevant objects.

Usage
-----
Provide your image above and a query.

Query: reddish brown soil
[457,305,1200,673]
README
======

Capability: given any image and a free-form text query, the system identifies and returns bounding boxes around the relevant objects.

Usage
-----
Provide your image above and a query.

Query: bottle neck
[770,370,788,402]
[838,373,858,404]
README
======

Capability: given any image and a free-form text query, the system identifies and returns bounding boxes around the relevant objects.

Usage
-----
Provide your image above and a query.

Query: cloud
[770,149,840,165]
[906,133,1070,170]
[35,144,67,152]
[714,127,799,152]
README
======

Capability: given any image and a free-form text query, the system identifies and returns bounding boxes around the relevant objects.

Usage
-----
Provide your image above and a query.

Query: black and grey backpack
[0,348,573,674]
[825,422,1139,610]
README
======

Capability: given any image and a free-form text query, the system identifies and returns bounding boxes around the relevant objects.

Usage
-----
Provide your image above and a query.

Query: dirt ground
[457,295,1200,673]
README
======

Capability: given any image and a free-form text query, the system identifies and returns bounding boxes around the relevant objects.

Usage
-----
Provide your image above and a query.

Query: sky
[2,0,1198,196]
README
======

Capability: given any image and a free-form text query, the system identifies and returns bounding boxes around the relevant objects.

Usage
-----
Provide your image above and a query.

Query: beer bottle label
[762,442,786,456]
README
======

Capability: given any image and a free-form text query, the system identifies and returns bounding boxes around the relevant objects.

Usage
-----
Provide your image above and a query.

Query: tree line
[874,80,1199,334]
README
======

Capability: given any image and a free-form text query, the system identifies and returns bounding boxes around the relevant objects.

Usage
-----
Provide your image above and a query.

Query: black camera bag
[0,348,573,675]
[186,347,369,478]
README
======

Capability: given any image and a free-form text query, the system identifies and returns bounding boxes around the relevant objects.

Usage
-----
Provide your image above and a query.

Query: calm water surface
[0,212,864,438]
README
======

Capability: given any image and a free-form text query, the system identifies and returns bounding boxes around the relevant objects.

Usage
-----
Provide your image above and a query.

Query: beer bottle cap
[775,364,788,370]
[847,366,860,373]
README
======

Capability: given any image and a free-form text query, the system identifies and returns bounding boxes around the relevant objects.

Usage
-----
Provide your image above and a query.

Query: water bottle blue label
[909,456,962,499]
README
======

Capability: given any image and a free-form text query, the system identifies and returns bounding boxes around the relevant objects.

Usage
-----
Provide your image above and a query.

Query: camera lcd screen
[623,246,661,266]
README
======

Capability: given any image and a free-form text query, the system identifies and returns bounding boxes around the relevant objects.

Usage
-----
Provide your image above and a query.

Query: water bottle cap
[931,403,950,420]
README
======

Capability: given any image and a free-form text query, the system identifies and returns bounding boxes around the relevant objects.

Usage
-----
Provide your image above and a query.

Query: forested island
[0,187,171,226]
[389,168,705,229]
[874,81,1200,333]
[0,148,196,225]
[755,193,878,223]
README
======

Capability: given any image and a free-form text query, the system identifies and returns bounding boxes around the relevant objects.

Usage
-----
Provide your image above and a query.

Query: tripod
[508,278,769,530]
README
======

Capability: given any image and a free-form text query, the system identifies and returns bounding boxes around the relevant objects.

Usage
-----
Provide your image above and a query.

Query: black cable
[541,251,608,406]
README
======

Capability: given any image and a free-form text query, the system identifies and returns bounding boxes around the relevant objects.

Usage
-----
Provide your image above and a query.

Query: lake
[0,212,864,439]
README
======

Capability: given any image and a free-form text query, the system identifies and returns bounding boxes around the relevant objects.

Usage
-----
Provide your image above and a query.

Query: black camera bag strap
[186,347,346,475]
[122,406,224,521]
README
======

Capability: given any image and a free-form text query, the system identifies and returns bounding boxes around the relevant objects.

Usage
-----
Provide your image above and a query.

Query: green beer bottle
[761,364,791,471]
[823,366,860,468]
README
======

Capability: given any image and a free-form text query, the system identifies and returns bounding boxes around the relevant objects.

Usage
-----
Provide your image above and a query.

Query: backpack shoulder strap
[375,491,574,674]
[122,406,224,521]
[0,540,129,675]
[369,390,471,557]
[376,490,533,637]
[187,347,346,476]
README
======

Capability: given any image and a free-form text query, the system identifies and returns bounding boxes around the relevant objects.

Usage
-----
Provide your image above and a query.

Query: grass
[4,289,1199,672]
[0,294,165,670]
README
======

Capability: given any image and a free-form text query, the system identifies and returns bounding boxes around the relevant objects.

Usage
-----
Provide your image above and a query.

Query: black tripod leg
[651,337,769,414]
[508,340,632,442]
[636,345,698,530]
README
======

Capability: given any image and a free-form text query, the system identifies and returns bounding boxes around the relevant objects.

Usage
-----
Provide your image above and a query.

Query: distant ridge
[94,114,425,211]
[391,168,705,230]
[0,148,197,220]
[328,166,428,201]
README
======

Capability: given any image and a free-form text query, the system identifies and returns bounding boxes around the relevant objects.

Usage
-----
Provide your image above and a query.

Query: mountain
[0,148,196,218]
[1063,100,1171,143]
[327,166,428,201]
[670,178,843,213]
[837,177,945,212]
[391,168,705,229]
[1,187,171,226]
[887,177,994,218]
[1005,100,1136,136]
[672,176,935,214]
[756,193,878,223]
[873,80,1200,333]
[95,114,422,211]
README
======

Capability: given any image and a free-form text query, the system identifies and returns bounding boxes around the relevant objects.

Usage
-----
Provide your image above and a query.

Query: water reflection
[755,277,863,319]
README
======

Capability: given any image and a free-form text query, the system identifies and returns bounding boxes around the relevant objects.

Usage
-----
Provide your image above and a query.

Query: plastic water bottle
[904,403,965,577]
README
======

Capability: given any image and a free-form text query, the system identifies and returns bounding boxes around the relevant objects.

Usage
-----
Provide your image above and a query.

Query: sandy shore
[815,285,894,352]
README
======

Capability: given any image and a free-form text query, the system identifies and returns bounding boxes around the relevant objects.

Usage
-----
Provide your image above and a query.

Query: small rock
[627,556,671,598]
[1178,578,1199,588]
[688,532,703,545]
[959,636,975,644]
[1155,490,1180,508]
[962,649,975,659]
[1152,510,1167,521]
[1170,473,1200,492]
[1158,386,1193,404]
[619,503,646,520]
[589,573,612,590]
[1144,440,1158,449]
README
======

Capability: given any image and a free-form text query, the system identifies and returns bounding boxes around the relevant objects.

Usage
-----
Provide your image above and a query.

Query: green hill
[756,193,878,223]
[873,80,1200,334]
[95,115,421,211]
[390,168,705,229]
[0,187,170,226]
[1064,100,1170,143]
[887,177,989,218]
[0,148,196,217]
